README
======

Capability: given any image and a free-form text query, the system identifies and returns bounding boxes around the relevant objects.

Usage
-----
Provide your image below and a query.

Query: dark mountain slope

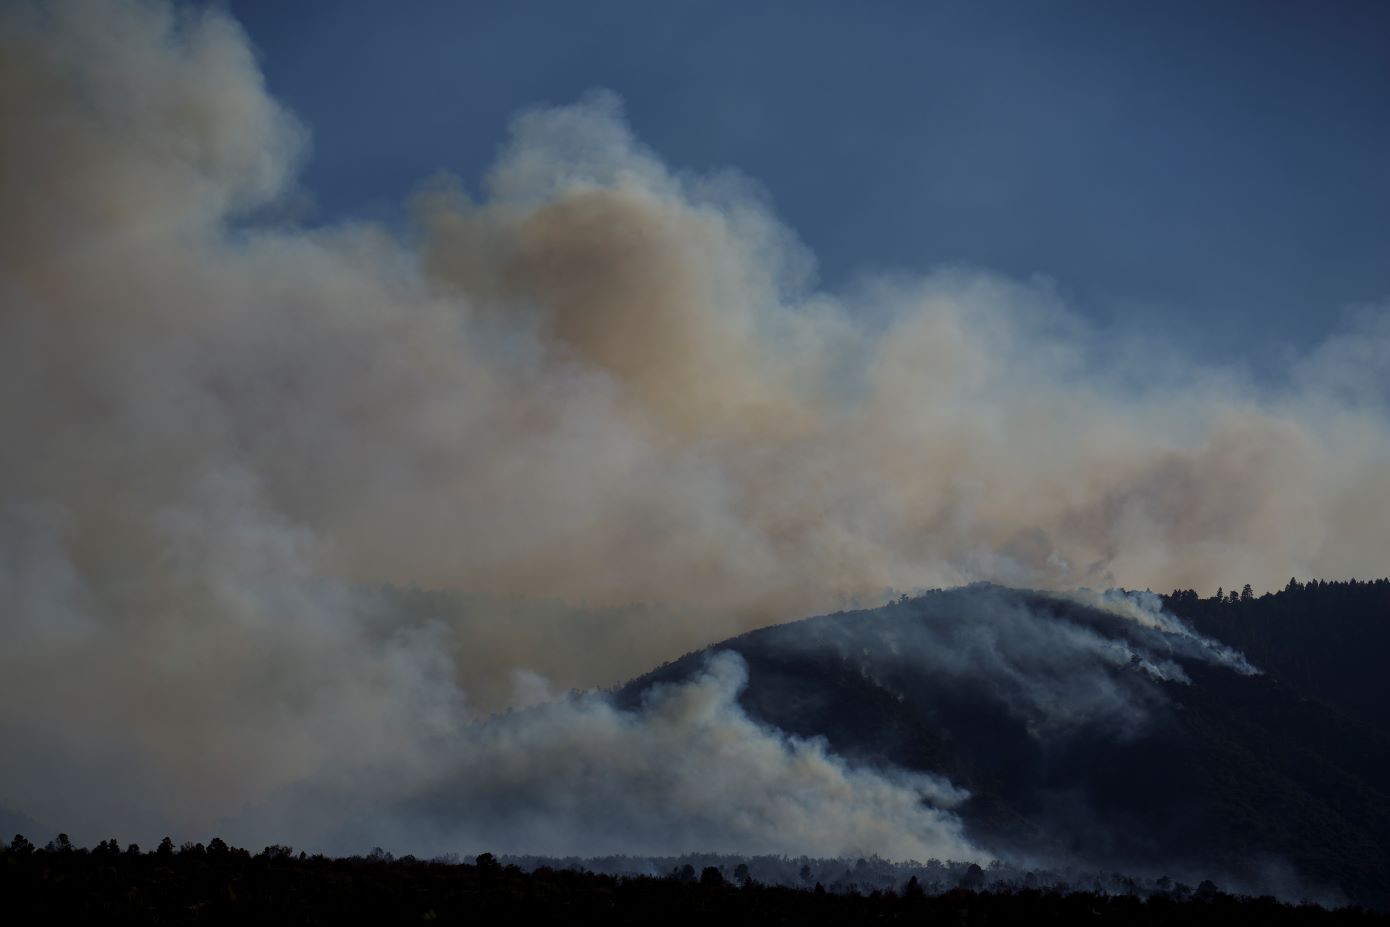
[1164,579,1390,736]
[619,585,1390,908]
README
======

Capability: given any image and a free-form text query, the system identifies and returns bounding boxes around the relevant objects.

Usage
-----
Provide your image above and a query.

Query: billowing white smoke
[0,1,1387,852]
[222,652,983,861]
[1064,588,1256,675]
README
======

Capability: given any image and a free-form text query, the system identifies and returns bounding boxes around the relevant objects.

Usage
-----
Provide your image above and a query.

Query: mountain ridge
[617,583,1390,907]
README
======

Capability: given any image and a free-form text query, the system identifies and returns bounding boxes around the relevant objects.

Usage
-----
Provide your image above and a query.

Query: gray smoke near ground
[496,854,1344,909]
[222,651,982,861]
[0,0,1387,856]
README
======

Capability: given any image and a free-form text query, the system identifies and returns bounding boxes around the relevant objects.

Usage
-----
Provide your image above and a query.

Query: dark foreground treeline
[3,838,1387,926]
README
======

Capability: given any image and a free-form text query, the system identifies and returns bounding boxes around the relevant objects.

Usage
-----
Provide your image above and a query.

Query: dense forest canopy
[1163,578,1390,734]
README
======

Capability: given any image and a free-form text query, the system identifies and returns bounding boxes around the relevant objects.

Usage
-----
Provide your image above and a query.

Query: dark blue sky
[225,0,1390,365]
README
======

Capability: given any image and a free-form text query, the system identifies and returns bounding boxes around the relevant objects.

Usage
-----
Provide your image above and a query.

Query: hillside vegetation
[623,582,1390,907]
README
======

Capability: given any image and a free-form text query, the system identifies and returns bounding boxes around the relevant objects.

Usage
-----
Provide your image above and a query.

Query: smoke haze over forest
[2,0,1389,881]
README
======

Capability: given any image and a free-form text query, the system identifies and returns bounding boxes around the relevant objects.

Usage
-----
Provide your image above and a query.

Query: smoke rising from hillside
[222,652,984,861]
[2,1,1388,852]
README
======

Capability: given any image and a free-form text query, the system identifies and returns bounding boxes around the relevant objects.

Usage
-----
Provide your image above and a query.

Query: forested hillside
[1163,579,1390,734]
[621,584,1390,908]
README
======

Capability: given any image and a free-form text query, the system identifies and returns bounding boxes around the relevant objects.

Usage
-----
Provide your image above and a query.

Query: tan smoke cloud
[2,0,1388,850]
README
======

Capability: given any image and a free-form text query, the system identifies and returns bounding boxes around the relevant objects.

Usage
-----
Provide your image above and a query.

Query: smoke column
[1,1,1388,852]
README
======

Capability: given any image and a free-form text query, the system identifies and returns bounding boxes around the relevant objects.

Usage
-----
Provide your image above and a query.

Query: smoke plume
[2,1,1388,853]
